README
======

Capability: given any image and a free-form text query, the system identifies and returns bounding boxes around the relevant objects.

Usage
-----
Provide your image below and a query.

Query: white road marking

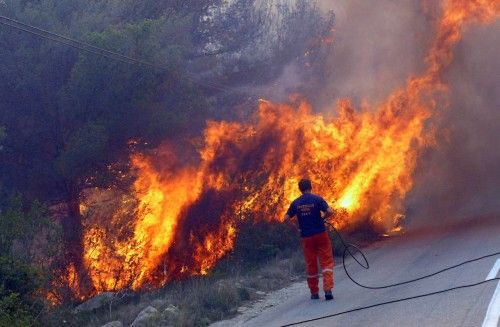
[482,259,500,327]
[486,259,500,281]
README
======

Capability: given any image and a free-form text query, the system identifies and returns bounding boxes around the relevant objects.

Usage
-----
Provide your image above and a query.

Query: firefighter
[284,178,335,300]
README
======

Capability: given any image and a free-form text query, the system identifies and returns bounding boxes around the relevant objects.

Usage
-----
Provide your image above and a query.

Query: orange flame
[62,0,499,300]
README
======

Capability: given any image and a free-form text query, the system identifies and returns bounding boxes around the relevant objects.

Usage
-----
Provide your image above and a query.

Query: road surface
[213,214,500,327]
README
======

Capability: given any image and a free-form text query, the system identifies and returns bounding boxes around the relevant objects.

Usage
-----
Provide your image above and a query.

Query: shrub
[0,292,35,327]
[0,258,43,327]
[288,250,306,276]
[327,229,347,258]
[230,220,300,268]
[174,278,241,326]
[0,195,61,327]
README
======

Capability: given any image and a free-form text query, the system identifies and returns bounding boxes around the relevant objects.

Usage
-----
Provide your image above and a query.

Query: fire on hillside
[48,0,500,303]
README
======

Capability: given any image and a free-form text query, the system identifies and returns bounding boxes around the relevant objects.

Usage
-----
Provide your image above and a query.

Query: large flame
[59,0,499,300]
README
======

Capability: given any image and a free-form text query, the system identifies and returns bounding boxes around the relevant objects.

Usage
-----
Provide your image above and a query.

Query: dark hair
[298,179,312,192]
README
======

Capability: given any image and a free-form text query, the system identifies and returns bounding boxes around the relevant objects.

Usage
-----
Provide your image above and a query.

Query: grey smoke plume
[250,0,498,226]
[407,20,500,226]
[314,0,433,107]
[312,1,499,226]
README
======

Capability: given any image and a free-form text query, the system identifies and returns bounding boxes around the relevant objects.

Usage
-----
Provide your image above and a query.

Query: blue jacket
[286,193,329,237]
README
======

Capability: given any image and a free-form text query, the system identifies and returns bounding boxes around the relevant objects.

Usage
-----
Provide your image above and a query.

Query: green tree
[0,127,4,207]
[190,0,334,86]
[1,3,206,280]
[54,17,206,274]
[0,0,334,303]
[0,196,60,327]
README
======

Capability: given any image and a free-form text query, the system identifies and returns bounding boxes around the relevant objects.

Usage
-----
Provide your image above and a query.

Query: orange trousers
[301,231,334,294]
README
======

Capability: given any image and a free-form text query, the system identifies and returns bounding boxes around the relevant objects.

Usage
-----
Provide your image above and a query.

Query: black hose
[281,277,499,326]
[326,222,500,289]
[279,223,500,326]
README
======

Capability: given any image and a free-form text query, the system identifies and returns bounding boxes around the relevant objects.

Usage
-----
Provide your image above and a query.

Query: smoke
[407,19,500,226]
[257,0,435,106]
[311,0,499,226]
[314,0,434,107]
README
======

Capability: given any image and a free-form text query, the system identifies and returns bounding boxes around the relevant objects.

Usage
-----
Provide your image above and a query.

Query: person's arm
[319,198,335,221]
[322,207,335,220]
[284,202,296,221]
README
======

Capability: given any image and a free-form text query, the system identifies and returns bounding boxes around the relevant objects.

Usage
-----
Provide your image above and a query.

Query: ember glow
[58,0,499,300]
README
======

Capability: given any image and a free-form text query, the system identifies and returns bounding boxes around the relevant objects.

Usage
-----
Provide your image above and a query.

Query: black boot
[325,290,334,301]
[311,293,320,300]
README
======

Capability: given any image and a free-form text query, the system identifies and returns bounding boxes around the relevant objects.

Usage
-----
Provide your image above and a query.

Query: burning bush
[51,0,500,302]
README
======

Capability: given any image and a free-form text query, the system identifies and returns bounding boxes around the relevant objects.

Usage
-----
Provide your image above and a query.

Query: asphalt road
[219,214,500,327]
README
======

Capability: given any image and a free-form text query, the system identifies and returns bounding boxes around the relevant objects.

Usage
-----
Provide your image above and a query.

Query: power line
[0,18,138,66]
[0,15,231,92]
[282,278,500,326]
[0,15,153,66]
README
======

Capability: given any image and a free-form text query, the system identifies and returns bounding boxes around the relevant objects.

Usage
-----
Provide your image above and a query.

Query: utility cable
[0,15,231,92]
[282,222,499,326]
[0,15,158,66]
[282,277,500,326]
[0,18,138,66]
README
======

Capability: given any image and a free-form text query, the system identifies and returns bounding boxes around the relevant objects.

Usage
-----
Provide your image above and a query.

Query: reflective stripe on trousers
[301,231,334,294]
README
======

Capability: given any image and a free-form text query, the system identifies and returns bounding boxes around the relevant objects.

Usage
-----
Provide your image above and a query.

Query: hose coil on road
[326,222,499,290]
[281,222,500,326]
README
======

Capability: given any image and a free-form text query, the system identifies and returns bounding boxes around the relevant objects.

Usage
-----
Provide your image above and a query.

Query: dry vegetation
[46,250,305,327]
[50,222,353,327]
[41,222,315,326]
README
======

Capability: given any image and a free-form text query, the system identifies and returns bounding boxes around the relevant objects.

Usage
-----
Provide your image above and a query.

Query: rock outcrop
[130,306,159,327]
[101,321,123,327]
[73,292,115,313]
